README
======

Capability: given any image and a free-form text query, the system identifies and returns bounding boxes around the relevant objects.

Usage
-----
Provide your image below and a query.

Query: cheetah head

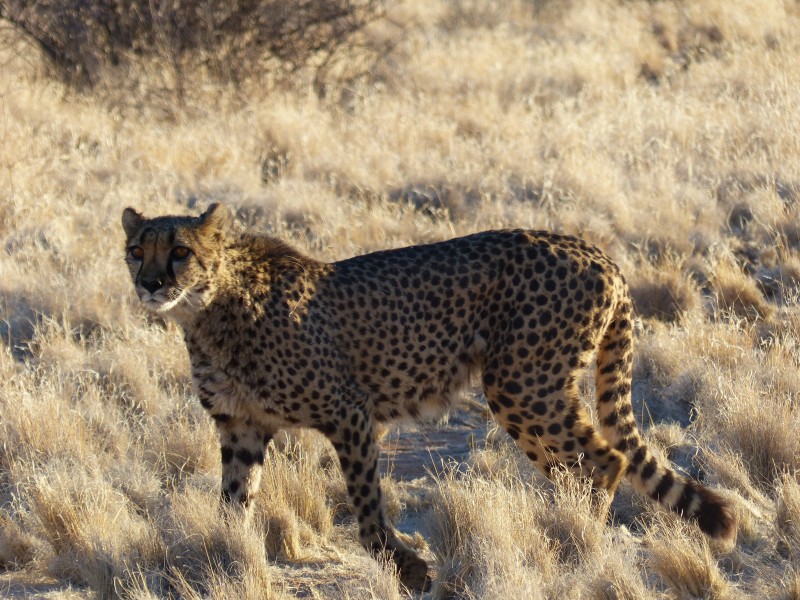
[121,203,230,318]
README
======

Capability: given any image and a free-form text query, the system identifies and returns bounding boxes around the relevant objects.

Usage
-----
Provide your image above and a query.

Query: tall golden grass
[1,0,800,597]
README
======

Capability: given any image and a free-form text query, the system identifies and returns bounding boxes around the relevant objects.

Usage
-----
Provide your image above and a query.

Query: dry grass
[646,519,734,600]
[628,258,703,323]
[1,0,800,597]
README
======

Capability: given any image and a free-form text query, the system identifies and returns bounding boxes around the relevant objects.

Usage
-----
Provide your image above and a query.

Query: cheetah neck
[176,234,329,337]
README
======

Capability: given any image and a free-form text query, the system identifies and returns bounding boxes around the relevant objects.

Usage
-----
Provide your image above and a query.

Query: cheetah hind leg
[327,409,431,591]
[484,375,628,509]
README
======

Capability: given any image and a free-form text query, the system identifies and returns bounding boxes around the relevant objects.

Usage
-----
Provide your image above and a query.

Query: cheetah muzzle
[121,203,737,590]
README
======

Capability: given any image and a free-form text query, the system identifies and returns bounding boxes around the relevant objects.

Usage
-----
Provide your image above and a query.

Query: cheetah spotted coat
[122,204,736,590]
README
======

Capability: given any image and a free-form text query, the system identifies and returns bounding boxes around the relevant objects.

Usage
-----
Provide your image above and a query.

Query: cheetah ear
[121,207,144,238]
[199,202,232,234]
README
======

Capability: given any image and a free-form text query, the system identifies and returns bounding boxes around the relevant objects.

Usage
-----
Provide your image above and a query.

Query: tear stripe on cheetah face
[121,205,737,589]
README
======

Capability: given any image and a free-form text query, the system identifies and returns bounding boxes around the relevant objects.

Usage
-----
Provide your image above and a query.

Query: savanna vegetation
[1,1,799,598]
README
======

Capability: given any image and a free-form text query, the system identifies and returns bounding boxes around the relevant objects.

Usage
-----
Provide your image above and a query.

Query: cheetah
[121,203,736,590]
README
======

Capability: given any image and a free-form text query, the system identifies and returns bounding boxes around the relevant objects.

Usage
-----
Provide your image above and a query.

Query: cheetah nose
[141,278,163,294]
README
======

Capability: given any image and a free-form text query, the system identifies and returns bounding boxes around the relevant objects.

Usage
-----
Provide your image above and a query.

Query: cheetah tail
[625,446,737,542]
[624,446,737,542]
[594,293,737,543]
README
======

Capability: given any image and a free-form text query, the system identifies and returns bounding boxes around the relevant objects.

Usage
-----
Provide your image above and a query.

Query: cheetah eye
[128,246,144,260]
[171,246,192,260]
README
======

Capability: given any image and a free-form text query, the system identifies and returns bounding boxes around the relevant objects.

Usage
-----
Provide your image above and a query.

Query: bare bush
[0,0,387,87]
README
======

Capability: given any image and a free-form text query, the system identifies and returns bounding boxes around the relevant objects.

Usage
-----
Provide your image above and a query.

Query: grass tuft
[646,518,733,599]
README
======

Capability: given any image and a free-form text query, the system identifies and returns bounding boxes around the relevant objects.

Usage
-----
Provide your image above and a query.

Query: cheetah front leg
[326,408,430,591]
[215,418,273,516]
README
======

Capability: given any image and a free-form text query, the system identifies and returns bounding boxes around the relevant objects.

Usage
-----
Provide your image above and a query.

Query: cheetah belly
[360,332,487,424]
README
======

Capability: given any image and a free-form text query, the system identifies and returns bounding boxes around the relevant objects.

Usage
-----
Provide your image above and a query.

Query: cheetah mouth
[139,288,191,314]
[136,287,168,307]
[137,294,166,311]
[142,297,164,308]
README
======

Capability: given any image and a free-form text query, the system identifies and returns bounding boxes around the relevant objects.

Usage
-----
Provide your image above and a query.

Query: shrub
[0,0,387,87]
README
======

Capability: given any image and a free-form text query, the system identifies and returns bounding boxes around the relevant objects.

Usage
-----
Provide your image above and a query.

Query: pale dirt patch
[379,397,492,482]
